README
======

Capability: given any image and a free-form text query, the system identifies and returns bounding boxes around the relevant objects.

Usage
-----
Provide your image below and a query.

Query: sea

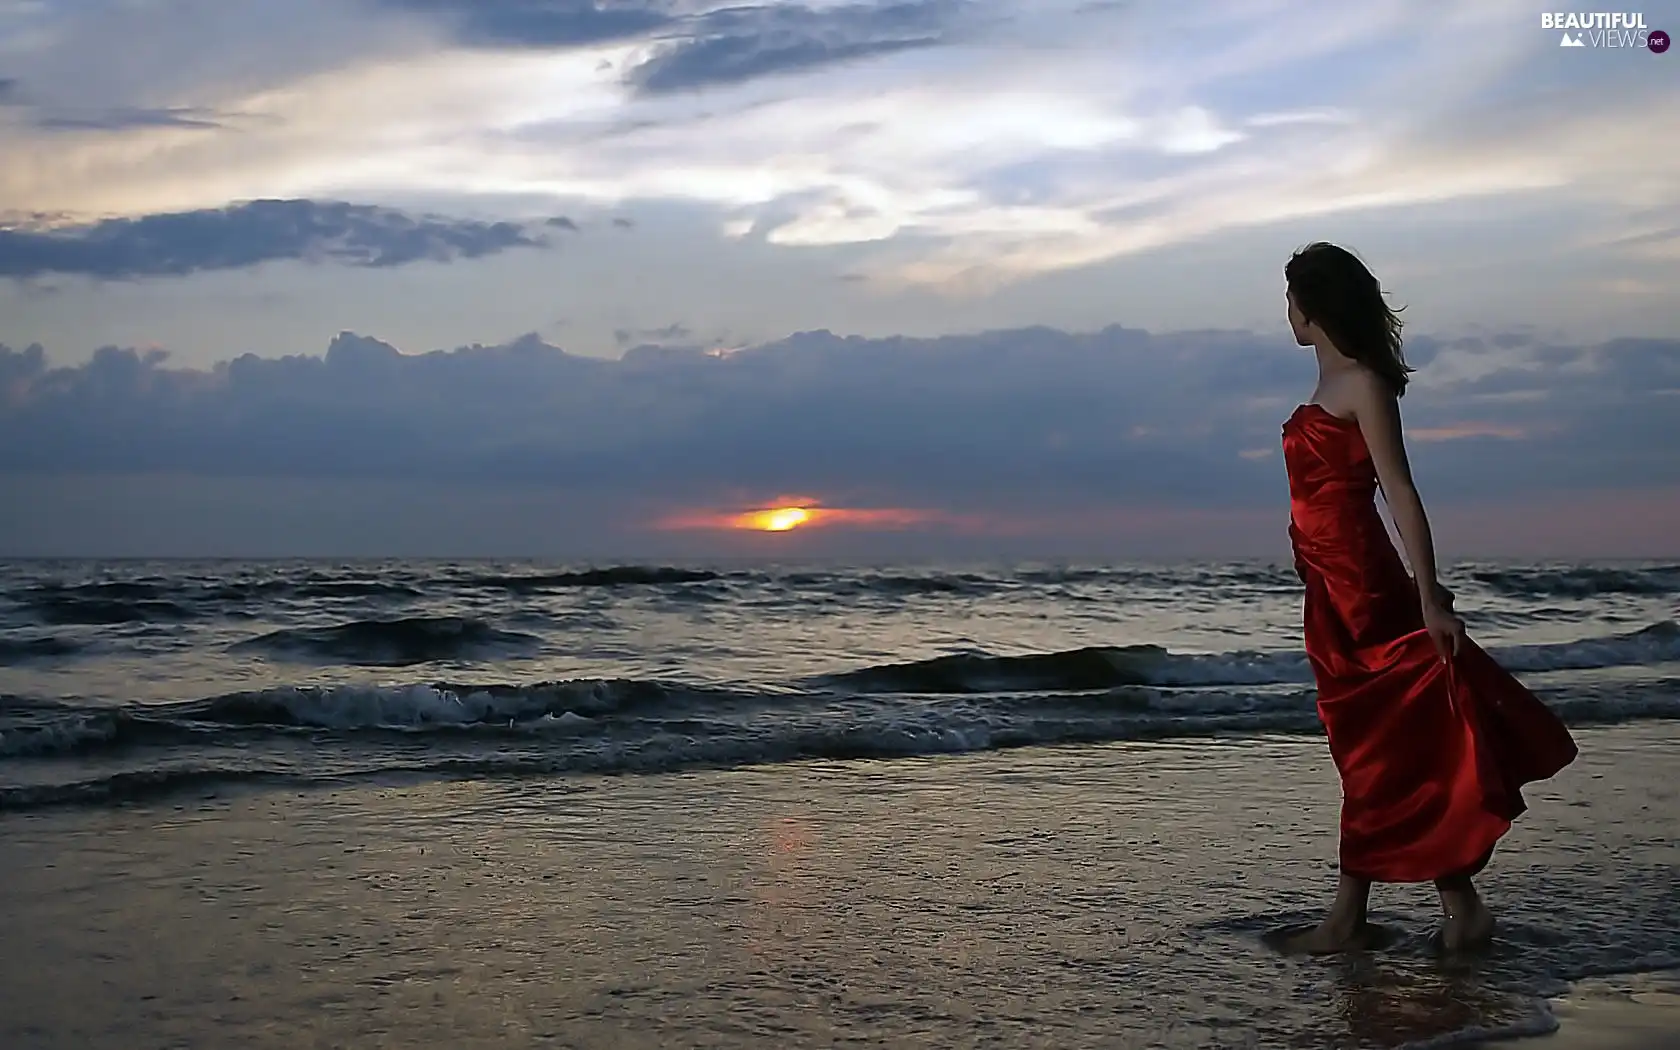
[3,557,1677,811]
[1,557,1677,1048]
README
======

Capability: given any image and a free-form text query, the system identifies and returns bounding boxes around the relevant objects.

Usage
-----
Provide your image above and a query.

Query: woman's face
[1286,289,1313,347]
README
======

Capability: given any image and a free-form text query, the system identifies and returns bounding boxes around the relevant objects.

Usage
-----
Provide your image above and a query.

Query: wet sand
[1479,971,1679,1049]
[1,723,1676,1049]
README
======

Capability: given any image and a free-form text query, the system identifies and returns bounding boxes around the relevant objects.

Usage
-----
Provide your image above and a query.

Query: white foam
[0,717,120,758]
[1393,1000,1558,1049]
[224,681,620,730]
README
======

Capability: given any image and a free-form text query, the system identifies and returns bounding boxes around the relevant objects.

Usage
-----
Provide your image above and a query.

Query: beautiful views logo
[1540,11,1668,50]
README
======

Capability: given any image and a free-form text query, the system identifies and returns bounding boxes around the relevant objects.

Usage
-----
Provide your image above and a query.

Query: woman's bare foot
[1440,900,1495,953]
[1268,917,1392,955]
[1434,873,1496,953]
[1264,872,1379,955]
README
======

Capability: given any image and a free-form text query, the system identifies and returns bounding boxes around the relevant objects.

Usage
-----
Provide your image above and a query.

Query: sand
[1,723,1676,1049]
[1485,967,1680,1041]
[1477,971,1679,1049]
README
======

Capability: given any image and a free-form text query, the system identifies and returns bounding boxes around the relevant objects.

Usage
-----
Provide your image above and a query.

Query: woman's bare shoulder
[1316,367,1390,419]
[1344,367,1400,420]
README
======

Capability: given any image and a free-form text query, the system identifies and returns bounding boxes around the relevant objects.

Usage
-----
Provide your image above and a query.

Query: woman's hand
[1422,599,1466,662]
[1431,582,1455,612]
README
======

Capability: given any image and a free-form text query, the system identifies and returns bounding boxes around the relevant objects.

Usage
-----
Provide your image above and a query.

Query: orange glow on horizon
[739,506,814,531]
[652,498,946,534]
[638,488,1680,554]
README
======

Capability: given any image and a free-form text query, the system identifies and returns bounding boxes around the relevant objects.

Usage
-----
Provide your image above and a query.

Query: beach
[3,557,1676,1047]
[2,721,1675,1049]
[1482,972,1680,1050]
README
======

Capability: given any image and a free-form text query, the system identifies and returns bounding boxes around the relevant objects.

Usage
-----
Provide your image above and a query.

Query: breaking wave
[233,616,542,666]
[461,566,722,591]
[825,621,1680,694]
[0,634,86,663]
[1469,564,1680,598]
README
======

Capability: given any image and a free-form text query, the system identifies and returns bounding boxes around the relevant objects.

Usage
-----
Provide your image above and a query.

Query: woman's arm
[1350,377,1440,599]
[1349,374,1465,657]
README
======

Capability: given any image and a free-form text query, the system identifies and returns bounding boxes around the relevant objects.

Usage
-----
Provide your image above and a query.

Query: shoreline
[1478,971,1680,1049]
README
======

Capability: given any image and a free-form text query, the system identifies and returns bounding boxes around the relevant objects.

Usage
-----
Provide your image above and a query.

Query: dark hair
[1285,242,1412,397]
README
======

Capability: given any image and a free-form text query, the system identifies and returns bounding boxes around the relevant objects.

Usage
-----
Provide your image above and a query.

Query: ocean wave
[3,563,1313,617]
[22,576,428,607]
[5,675,1677,811]
[1469,564,1680,598]
[22,580,167,601]
[232,615,542,666]
[823,645,1171,692]
[822,621,1680,694]
[0,634,85,662]
[5,566,730,617]
[462,566,723,591]
[184,677,724,728]
[0,767,311,810]
[0,708,193,758]
[21,591,200,625]
[0,679,788,761]
[0,705,1321,811]
[213,579,426,601]
[10,563,1678,623]
[7,621,1674,763]
[779,571,1003,597]
[1495,620,1680,673]
[5,660,1677,770]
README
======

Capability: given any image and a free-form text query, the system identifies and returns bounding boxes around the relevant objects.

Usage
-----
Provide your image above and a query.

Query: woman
[1276,242,1578,954]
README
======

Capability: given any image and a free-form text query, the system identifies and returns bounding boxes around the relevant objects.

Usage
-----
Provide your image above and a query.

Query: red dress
[1283,403,1578,883]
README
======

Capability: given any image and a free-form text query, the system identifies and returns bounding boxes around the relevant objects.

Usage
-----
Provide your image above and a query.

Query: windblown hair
[1285,242,1412,397]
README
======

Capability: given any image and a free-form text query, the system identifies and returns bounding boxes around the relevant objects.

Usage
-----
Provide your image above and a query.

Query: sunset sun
[741,506,813,532]
[652,499,950,535]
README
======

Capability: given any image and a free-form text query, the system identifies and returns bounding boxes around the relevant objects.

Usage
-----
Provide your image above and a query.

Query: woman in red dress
[1276,242,1578,954]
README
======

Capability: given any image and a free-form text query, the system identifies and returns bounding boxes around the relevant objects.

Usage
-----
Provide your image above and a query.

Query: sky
[1,0,1677,558]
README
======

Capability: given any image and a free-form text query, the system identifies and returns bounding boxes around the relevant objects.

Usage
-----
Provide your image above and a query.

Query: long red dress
[1283,402,1578,883]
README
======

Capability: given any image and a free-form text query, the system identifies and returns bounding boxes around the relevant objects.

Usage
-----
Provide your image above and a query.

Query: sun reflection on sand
[742,815,822,959]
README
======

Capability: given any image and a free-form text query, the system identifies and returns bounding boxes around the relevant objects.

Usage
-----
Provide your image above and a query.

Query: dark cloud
[32,106,225,131]
[0,78,17,103]
[0,326,1263,509]
[0,199,555,281]
[614,323,693,347]
[627,1,959,95]
[384,0,961,92]
[382,0,676,48]
[1,326,1674,521]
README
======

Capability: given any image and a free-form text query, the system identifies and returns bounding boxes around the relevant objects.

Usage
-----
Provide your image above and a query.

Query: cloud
[382,0,962,96]
[625,1,960,95]
[614,322,694,347]
[0,0,423,122]
[0,199,558,280]
[32,106,226,132]
[380,0,677,49]
[1409,422,1528,443]
[1,326,1675,532]
[0,0,1672,308]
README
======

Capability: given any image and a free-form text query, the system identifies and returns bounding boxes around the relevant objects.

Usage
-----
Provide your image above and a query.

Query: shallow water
[1,725,1674,1049]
